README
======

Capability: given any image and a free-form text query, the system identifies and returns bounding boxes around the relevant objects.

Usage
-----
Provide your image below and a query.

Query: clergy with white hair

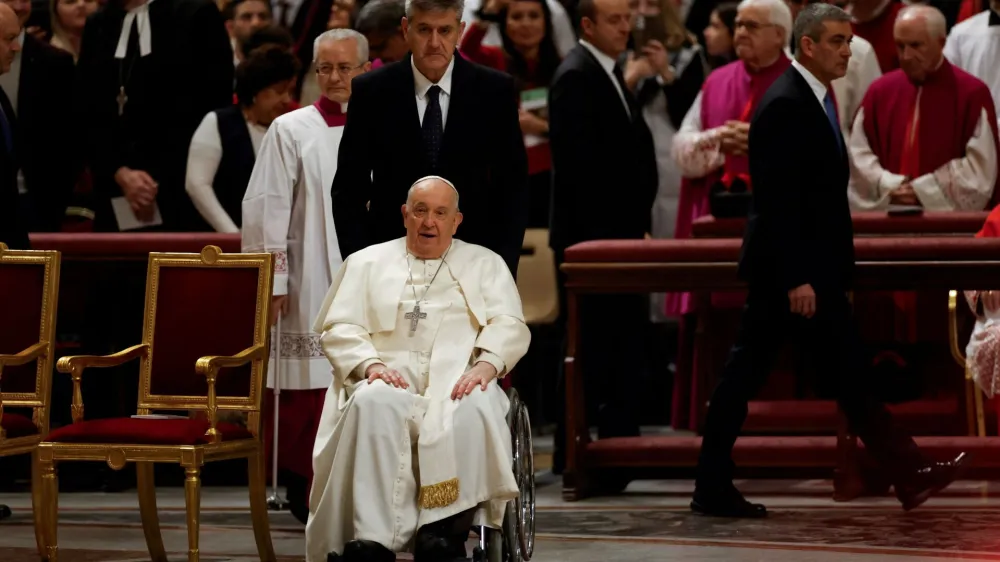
[307,176,530,562]
[848,5,1000,211]
[241,27,371,523]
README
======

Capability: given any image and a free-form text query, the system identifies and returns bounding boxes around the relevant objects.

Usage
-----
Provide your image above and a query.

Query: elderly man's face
[734,4,785,65]
[403,8,464,80]
[0,8,20,74]
[316,37,371,104]
[401,180,463,259]
[895,16,943,83]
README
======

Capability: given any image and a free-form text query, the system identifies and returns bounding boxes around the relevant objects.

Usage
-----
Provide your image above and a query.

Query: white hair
[896,4,947,40]
[313,29,370,64]
[407,175,460,210]
[737,0,793,40]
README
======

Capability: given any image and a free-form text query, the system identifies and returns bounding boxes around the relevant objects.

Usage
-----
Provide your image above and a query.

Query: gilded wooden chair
[948,289,987,437]
[0,243,60,555]
[36,245,275,562]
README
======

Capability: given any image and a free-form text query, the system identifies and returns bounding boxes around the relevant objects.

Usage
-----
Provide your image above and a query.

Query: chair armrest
[948,291,967,370]
[0,341,48,369]
[55,343,149,423]
[195,344,267,444]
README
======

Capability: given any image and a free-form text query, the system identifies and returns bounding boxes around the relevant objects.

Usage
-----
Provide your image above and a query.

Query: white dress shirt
[579,39,630,117]
[413,57,455,129]
[791,58,828,109]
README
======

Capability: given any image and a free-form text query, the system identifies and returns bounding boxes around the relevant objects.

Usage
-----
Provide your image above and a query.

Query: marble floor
[5,474,1000,561]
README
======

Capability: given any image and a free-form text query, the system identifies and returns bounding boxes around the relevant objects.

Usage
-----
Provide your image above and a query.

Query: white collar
[412,56,455,99]
[791,58,828,107]
[579,39,617,74]
[115,0,155,59]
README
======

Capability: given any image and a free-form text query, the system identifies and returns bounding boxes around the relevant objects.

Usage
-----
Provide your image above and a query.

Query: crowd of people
[4,0,1000,558]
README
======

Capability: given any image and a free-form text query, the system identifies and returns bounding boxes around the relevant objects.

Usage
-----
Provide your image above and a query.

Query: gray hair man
[308,174,530,562]
[240,27,372,525]
[356,0,409,63]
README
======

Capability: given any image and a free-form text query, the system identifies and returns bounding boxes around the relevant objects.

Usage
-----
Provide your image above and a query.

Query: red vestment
[852,1,903,73]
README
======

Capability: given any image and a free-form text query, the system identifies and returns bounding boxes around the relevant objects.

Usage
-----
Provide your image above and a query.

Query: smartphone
[632,14,669,48]
[887,205,923,216]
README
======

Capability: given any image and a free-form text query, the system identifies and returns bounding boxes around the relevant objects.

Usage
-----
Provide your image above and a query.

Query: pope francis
[307,176,531,562]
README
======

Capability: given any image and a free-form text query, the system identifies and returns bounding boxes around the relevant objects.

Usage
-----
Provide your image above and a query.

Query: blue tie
[823,93,843,152]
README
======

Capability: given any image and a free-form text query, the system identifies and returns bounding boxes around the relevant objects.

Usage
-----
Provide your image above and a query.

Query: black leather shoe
[0,504,10,520]
[285,473,309,525]
[414,526,468,562]
[896,452,968,512]
[691,485,767,518]
[339,539,395,562]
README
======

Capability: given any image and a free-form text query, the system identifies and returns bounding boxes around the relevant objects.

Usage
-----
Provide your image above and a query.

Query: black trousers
[695,288,926,487]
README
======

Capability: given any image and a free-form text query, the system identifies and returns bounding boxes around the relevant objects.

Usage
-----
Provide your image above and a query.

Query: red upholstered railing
[29,233,242,259]
[691,211,990,239]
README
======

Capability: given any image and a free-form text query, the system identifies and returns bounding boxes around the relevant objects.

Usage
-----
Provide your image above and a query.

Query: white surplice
[306,238,530,561]
[242,105,344,390]
[945,10,1000,114]
[847,106,999,211]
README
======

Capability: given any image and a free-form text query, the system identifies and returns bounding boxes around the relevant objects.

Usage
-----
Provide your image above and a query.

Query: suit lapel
[396,55,424,156]
[576,46,632,124]
[440,54,470,167]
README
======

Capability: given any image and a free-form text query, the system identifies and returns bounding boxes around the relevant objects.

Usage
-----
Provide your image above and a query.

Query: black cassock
[77,0,233,231]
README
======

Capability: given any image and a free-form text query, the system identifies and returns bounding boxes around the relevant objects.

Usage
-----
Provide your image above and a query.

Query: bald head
[0,4,20,76]
[894,4,945,83]
[896,5,946,39]
[402,176,463,259]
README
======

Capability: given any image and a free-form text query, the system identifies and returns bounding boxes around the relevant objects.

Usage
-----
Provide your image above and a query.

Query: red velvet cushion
[28,233,242,257]
[148,267,260,398]
[563,237,1000,263]
[46,418,252,445]
[0,263,44,395]
[1,413,38,438]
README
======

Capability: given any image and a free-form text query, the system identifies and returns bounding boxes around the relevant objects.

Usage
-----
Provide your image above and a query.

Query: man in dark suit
[0,0,76,232]
[692,2,965,518]
[331,0,528,277]
[547,0,658,473]
[0,4,25,252]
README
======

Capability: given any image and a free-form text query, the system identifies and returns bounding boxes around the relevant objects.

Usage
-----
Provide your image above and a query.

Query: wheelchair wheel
[505,387,535,561]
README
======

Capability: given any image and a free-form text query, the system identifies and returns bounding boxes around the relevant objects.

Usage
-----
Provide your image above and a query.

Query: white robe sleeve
[910,108,998,211]
[313,255,381,386]
[671,91,726,179]
[241,120,297,296]
[472,252,531,377]
[848,45,881,133]
[847,107,908,210]
[944,31,962,68]
[185,112,239,233]
[547,0,578,59]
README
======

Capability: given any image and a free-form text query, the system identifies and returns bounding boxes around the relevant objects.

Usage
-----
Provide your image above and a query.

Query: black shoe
[895,452,968,512]
[0,504,10,520]
[691,485,767,518]
[338,539,394,562]
[285,473,309,525]
[414,524,468,562]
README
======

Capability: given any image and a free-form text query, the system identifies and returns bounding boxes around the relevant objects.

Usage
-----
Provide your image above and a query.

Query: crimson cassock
[77,0,233,232]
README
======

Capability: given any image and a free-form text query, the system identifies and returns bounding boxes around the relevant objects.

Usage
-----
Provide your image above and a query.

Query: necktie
[611,63,634,117]
[422,85,443,171]
[823,93,843,152]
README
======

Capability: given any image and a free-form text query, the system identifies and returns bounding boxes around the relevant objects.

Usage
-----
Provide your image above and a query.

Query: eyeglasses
[734,20,775,32]
[316,62,365,76]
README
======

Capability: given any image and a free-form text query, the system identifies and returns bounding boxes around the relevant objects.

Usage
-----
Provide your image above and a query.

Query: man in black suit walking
[331,0,528,277]
[547,0,658,473]
[692,1,965,518]
[0,4,25,252]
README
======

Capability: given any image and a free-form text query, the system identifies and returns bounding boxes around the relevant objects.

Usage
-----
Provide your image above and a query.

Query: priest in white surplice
[241,28,371,523]
[307,177,531,562]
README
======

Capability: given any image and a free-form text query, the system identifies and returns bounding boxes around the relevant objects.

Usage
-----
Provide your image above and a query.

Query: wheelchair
[471,386,536,562]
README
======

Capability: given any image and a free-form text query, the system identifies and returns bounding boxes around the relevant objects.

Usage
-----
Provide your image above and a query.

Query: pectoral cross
[405,303,427,335]
[117,86,128,116]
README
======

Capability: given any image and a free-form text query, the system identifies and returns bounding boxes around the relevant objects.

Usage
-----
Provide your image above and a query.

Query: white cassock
[945,11,1000,115]
[242,104,344,390]
[305,238,531,562]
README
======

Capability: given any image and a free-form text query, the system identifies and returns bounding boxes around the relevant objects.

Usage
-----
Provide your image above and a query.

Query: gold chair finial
[0,242,7,253]
[200,245,222,265]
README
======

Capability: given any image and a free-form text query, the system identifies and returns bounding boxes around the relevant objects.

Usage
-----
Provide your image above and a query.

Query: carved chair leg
[40,459,59,562]
[136,462,167,561]
[184,466,202,562]
[31,451,45,558]
[247,448,277,562]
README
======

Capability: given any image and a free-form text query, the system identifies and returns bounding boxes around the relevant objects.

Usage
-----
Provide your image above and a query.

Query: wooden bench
[691,211,990,239]
[560,237,1000,501]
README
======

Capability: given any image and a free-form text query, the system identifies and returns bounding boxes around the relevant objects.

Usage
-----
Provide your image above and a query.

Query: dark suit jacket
[331,53,529,277]
[0,87,27,249]
[78,0,234,231]
[738,66,855,293]
[18,34,76,232]
[548,44,658,253]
